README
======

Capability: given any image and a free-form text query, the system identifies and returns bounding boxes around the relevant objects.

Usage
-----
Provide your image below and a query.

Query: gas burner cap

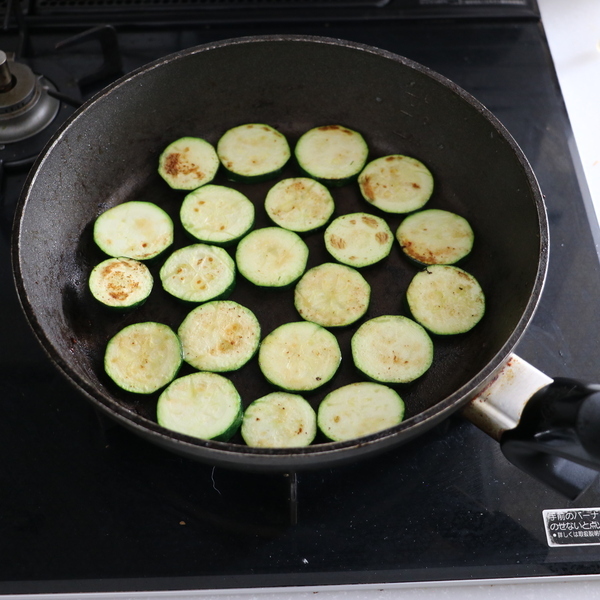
[0,51,60,144]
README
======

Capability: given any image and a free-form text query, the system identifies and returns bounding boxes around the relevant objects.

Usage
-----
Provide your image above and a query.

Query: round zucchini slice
[406,265,485,335]
[104,322,182,394]
[324,212,394,268]
[158,136,220,191]
[93,201,174,261]
[317,382,405,442]
[180,184,255,246]
[258,321,342,392]
[358,155,434,214]
[178,300,261,372]
[294,262,370,328]
[159,243,235,303]
[241,392,317,448]
[396,209,474,265]
[157,372,242,441]
[89,257,153,309]
[217,123,290,182]
[264,177,335,232]
[351,315,434,383]
[294,125,369,187]
[235,227,309,288]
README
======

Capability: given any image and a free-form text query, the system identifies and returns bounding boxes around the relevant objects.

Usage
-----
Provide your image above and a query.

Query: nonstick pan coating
[13,36,548,471]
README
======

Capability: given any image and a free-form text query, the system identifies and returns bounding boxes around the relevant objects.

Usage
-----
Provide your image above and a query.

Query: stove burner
[0,50,60,144]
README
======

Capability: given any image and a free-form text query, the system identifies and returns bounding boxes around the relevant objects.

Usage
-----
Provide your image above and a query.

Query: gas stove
[2,1,600,596]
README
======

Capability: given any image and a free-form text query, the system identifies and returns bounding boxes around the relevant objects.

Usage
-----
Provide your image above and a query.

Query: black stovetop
[2,4,600,596]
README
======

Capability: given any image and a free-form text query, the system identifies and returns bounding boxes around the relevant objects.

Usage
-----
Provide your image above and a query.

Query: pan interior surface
[14,37,546,468]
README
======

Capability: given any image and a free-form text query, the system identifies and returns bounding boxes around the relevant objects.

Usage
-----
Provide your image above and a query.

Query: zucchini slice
[258,321,342,392]
[351,315,434,383]
[324,212,394,268]
[396,209,474,265]
[104,322,182,394]
[264,177,335,232]
[358,155,434,214]
[241,391,317,448]
[180,184,255,246]
[294,262,370,328]
[93,201,174,261]
[159,243,235,303]
[235,227,309,288]
[158,136,220,191]
[217,123,290,182]
[89,257,153,309]
[406,265,485,335]
[178,300,261,372]
[294,125,369,187]
[317,382,405,442]
[157,372,242,441]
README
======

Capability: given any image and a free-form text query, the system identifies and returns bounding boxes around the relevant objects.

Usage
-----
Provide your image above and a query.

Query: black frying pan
[13,35,555,476]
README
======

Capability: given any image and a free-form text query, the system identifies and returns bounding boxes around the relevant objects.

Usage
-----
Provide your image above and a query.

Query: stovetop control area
[2,1,600,596]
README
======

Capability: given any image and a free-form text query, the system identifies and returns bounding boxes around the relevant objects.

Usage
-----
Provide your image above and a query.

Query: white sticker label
[543,508,600,547]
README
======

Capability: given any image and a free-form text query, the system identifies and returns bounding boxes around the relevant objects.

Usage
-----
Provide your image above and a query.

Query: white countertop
[13,2,600,599]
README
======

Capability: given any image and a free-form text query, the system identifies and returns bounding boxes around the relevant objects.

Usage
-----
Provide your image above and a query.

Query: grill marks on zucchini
[294,262,370,328]
[178,301,260,372]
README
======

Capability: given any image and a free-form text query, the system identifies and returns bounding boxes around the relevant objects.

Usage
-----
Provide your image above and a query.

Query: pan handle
[462,355,600,500]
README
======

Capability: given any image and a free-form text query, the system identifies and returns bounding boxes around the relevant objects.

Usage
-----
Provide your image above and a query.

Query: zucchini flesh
[318,382,405,442]
[217,123,290,182]
[258,321,341,392]
[93,201,174,261]
[159,243,235,303]
[294,125,368,186]
[104,322,182,394]
[396,209,474,265]
[351,315,434,383]
[157,372,242,441]
[158,136,219,191]
[89,257,153,309]
[294,262,370,328]
[180,184,255,246]
[358,155,434,214]
[235,227,309,288]
[406,265,485,335]
[178,300,260,372]
[241,392,317,448]
[324,212,393,268]
[264,177,335,232]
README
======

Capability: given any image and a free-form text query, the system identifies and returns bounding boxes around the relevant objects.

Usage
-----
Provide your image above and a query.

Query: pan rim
[11,34,549,468]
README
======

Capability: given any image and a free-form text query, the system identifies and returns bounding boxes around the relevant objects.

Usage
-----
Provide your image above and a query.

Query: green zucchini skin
[235,227,309,288]
[241,392,317,448]
[89,257,153,310]
[396,209,474,266]
[294,262,371,328]
[158,136,220,191]
[264,177,335,233]
[318,382,405,442]
[178,300,261,372]
[294,125,369,187]
[324,212,394,268]
[180,184,255,247]
[217,123,291,183]
[406,265,485,335]
[157,372,243,442]
[358,155,434,214]
[104,322,182,394]
[93,201,174,261]
[258,321,342,392]
[351,315,434,384]
[159,243,236,303]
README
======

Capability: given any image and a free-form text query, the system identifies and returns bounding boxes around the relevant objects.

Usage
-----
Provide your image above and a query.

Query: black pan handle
[463,355,600,500]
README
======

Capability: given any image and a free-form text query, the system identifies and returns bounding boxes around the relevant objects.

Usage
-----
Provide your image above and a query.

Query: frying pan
[12,35,600,497]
